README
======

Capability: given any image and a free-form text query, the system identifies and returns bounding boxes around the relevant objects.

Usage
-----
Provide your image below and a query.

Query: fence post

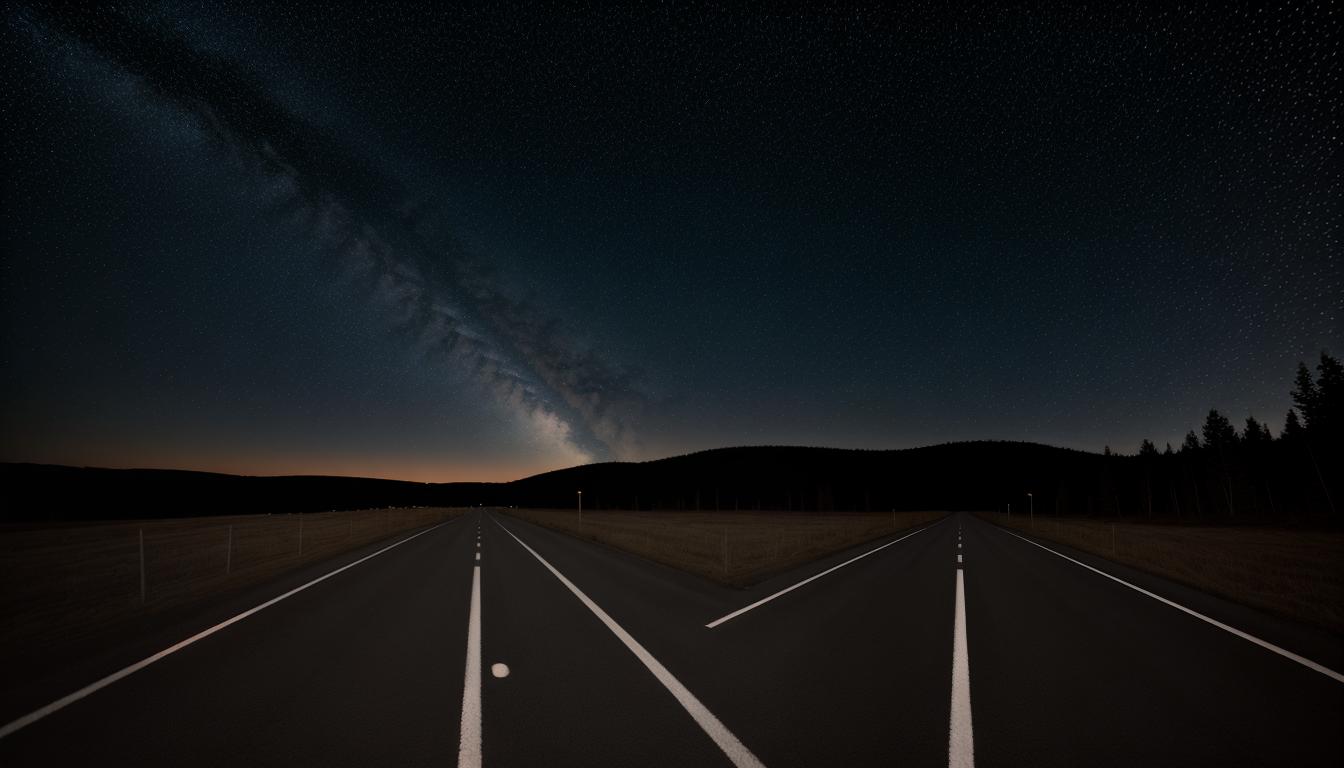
[138,527,146,605]
[298,514,304,557]
[722,531,728,575]
[226,524,233,575]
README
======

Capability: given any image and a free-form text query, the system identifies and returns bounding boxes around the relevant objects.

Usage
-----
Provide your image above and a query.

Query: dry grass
[499,508,947,586]
[981,512,1344,635]
[0,507,464,659]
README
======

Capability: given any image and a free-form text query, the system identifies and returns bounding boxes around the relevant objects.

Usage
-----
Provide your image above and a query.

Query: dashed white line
[705,519,944,628]
[458,557,483,768]
[0,520,452,740]
[494,517,767,768]
[949,568,974,768]
[999,526,1344,684]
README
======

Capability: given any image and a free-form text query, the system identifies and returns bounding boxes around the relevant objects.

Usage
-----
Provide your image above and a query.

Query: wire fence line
[1,507,463,658]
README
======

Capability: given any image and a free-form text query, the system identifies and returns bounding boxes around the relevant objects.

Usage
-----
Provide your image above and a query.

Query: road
[2,511,1341,766]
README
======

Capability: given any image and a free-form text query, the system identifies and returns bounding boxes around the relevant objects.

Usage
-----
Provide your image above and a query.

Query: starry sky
[1,3,1339,481]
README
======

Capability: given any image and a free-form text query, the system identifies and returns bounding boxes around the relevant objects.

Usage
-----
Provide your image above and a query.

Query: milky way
[6,4,644,466]
[1,3,1338,479]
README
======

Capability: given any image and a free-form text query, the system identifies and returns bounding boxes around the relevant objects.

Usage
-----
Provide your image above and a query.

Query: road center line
[998,526,1344,684]
[458,555,483,768]
[705,519,943,628]
[493,517,767,768]
[949,569,974,768]
[0,519,454,740]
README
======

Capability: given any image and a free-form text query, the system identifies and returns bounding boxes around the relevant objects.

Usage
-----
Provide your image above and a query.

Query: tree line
[1116,352,1341,521]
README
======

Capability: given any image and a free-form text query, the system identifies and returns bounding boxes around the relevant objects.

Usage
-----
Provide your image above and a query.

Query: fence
[0,507,462,659]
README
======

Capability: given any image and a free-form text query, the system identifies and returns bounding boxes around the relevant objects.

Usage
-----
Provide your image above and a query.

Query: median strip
[458,531,483,768]
[949,536,974,767]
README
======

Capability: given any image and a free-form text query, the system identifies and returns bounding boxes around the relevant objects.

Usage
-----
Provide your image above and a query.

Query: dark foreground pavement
[2,511,1340,766]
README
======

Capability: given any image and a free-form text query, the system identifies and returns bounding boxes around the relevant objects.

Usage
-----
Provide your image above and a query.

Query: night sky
[2,3,1338,481]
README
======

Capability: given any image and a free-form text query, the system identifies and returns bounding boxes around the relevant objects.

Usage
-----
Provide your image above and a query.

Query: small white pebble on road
[491,663,510,678]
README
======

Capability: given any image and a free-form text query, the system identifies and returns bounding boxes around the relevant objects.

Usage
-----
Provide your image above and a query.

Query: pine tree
[1202,409,1238,448]
[1202,409,1238,516]
[1243,415,1270,445]
[1163,442,1174,456]
[1283,408,1304,439]
[1291,362,1319,429]
[1315,352,1342,438]
[1138,439,1158,457]
[1181,431,1201,453]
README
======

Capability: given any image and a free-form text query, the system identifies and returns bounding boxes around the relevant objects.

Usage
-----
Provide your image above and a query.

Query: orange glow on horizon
[13,449,569,484]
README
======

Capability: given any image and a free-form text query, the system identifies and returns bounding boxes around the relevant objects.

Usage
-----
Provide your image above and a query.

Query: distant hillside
[0,464,492,523]
[508,442,1098,513]
[3,437,1337,523]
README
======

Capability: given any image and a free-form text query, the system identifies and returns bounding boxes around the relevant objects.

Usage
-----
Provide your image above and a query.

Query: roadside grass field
[982,512,1344,635]
[0,507,464,661]
[499,508,946,587]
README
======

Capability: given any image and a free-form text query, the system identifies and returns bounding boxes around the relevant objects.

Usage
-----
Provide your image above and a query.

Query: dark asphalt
[2,511,1341,766]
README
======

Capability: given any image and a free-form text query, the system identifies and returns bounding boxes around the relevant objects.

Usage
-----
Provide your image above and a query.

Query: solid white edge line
[0,519,454,740]
[998,526,1344,684]
[949,569,974,768]
[493,517,767,768]
[705,518,945,628]
[457,561,482,768]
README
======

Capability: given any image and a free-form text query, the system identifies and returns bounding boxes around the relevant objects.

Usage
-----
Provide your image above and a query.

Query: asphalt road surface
[2,511,1341,766]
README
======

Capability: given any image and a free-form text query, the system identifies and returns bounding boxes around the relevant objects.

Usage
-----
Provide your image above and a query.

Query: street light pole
[578,490,583,530]
[1028,492,1034,525]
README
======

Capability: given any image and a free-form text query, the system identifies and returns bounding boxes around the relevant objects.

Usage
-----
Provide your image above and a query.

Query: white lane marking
[475,552,481,561]
[999,527,1344,684]
[949,569,974,768]
[458,561,483,768]
[0,520,452,740]
[491,662,510,679]
[957,554,963,564]
[494,518,766,768]
[706,519,943,628]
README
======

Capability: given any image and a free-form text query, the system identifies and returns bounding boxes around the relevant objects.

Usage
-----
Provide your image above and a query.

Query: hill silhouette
[4,438,1336,524]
